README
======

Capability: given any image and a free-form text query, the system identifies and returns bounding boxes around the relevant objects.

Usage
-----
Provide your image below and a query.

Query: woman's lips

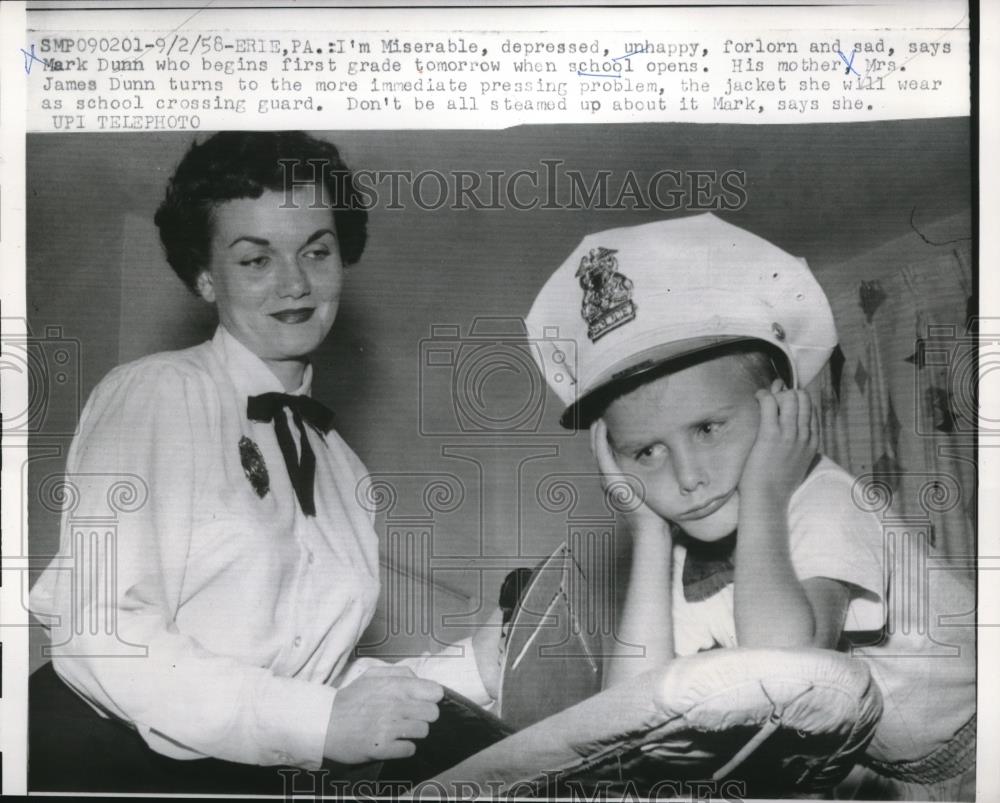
[677,490,733,521]
[270,308,315,324]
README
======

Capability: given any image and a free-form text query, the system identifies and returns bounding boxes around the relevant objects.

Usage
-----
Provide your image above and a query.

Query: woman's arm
[33,363,337,768]
[591,420,675,687]
[32,362,454,768]
[39,360,448,768]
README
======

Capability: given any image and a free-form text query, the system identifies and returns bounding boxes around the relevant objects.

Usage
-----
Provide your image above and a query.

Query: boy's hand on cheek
[590,419,670,538]
[739,380,819,502]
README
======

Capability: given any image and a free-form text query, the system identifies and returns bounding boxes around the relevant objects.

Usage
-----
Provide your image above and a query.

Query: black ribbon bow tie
[247,392,334,516]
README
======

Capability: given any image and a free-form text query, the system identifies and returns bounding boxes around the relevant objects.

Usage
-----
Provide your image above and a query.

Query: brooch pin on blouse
[239,436,270,498]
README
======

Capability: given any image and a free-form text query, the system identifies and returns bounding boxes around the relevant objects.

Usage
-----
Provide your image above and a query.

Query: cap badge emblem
[576,247,637,342]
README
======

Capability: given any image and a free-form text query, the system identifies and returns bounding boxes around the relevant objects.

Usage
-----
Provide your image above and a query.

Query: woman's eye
[302,247,330,261]
[239,255,269,269]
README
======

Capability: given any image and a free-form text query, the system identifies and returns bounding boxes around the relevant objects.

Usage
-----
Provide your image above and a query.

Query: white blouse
[30,326,490,769]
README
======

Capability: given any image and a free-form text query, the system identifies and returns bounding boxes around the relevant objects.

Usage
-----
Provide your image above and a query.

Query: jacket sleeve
[30,362,336,768]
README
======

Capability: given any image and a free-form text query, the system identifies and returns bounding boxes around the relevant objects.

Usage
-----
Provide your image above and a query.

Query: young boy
[525,214,976,800]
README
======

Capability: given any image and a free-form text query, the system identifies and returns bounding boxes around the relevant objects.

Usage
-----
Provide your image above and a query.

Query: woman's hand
[590,418,669,538]
[471,606,505,701]
[324,666,443,763]
[739,380,818,504]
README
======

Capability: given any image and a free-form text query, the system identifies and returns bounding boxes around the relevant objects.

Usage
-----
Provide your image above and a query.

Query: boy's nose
[672,449,707,494]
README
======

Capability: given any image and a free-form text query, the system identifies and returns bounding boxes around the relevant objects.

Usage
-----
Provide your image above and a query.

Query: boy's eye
[633,444,667,464]
[696,421,723,437]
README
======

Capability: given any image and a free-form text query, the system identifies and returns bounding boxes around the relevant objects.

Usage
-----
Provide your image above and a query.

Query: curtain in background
[810,236,975,565]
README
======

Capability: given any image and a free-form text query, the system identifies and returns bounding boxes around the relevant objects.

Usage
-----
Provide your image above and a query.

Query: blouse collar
[211,325,314,400]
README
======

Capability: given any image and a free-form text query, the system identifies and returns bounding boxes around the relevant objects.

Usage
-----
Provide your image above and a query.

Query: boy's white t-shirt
[670,456,976,765]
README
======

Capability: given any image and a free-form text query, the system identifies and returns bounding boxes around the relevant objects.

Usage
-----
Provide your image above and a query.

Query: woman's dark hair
[154,131,368,291]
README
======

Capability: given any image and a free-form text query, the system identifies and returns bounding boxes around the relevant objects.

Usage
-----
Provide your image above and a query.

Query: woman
[29,132,500,792]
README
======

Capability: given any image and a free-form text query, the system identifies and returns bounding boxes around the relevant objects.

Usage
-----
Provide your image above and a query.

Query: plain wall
[25,120,971,668]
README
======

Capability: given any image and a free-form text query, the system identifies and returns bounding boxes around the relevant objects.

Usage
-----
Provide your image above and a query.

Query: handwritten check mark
[836,49,860,77]
[20,43,46,74]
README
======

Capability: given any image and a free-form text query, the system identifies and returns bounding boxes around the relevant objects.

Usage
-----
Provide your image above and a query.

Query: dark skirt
[29,661,508,795]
